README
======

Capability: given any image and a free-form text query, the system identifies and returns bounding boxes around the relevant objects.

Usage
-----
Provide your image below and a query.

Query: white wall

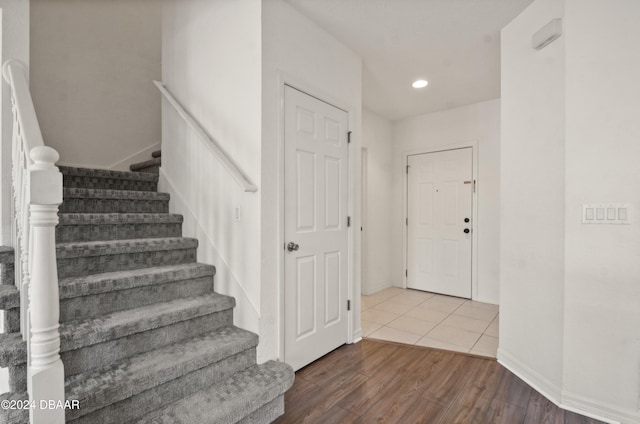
[30,0,161,170]
[499,0,566,399]
[562,0,640,421]
[261,0,363,360]
[500,0,640,422]
[391,99,501,304]
[0,0,30,394]
[160,0,263,338]
[361,109,393,295]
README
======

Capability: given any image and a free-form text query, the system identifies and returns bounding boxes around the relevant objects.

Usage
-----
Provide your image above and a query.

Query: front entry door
[283,86,349,371]
[407,148,473,298]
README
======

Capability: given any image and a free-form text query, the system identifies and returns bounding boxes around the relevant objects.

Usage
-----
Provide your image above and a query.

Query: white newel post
[27,146,65,424]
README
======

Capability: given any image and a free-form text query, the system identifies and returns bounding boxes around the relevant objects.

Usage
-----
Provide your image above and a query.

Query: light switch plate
[583,203,630,224]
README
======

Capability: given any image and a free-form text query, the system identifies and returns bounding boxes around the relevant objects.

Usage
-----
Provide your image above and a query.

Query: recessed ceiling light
[412,79,429,89]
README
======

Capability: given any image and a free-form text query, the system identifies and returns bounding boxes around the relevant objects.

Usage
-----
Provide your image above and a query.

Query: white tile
[418,299,462,314]
[441,315,490,334]
[484,317,499,338]
[372,300,414,314]
[386,315,437,336]
[405,307,450,324]
[362,320,382,337]
[403,289,435,300]
[362,309,400,325]
[470,335,499,358]
[361,297,375,311]
[453,304,498,322]
[368,326,421,345]
[428,294,467,306]
[426,324,482,350]
[415,336,469,354]
[388,293,427,307]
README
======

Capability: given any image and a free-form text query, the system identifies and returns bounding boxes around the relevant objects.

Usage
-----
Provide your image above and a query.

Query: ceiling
[284,0,534,121]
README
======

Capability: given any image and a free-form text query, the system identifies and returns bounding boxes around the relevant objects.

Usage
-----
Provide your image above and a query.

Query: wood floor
[273,340,605,424]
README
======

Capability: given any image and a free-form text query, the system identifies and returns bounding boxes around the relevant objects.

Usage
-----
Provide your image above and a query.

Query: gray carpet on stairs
[0,155,294,424]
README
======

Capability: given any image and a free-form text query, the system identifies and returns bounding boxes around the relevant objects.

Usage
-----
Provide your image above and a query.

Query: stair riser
[57,222,182,243]
[69,348,256,424]
[60,198,169,214]
[63,310,233,377]
[9,364,25,393]
[60,277,213,323]
[57,248,196,278]
[134,165,160,174]
[239,396,285,424]
[62,175,157,192]
[1,263,14,286]
[3,309,19,333]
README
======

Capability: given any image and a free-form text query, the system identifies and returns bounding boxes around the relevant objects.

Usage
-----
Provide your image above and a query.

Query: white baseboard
[562,390,637,424]
[362,281,392,296]
[497,347,563,403]
[498,348,630,424]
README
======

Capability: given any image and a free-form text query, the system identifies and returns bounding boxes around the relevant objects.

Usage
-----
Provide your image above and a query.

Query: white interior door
[284,86,349,371]
[407,148,473,298]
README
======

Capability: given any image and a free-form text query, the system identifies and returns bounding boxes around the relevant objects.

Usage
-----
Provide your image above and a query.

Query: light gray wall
[500,0,566,398]
[30,0,161,170]
[361,109,393,295]
[500,0,640,421]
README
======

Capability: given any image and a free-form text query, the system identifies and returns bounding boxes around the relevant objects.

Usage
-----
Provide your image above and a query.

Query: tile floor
[361,287,499,358]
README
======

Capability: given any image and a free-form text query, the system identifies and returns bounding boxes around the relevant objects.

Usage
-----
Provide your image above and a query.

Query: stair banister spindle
[3,59,65,424]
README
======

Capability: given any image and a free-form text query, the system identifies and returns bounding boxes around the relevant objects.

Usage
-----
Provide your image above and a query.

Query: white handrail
[154,81,258,193]
[3,59,65,424]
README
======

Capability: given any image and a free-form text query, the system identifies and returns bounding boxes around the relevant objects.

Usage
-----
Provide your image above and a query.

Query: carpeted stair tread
[56,237,197,259]
[130,157,161,172]
[59,166,158,182]
[0,284,19,309]
[59,263,215,299]
[63,187,169,201]
[136,361,294,424]
[59,213,182,225]
[0,293,234,368]
[60,293,234,352]
[64,326,257,421]
[0,333,25,367]
[152,150,161,158]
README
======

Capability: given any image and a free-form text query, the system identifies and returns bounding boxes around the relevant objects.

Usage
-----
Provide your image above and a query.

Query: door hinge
[474,180,477,193]
[347,131,352,144]
[347,216,351,227]
[406,269,408,278]
[406,165,410,174]
[406,217,408,226]
[347,300,351,311]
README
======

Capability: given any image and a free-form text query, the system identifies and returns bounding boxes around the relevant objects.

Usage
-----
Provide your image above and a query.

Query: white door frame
[275,72,359,362]
[402,142,479,300]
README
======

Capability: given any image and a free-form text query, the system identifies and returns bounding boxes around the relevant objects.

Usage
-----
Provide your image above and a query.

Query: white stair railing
[3,59,65,424]
[153,81,258,192]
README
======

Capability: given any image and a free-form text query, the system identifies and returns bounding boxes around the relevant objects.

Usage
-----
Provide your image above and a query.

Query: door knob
[287,242,299,252]
[463,228,470,234]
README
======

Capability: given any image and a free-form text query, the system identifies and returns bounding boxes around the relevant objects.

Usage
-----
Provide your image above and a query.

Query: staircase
[0,153,293,423]
[129,150,161,175]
